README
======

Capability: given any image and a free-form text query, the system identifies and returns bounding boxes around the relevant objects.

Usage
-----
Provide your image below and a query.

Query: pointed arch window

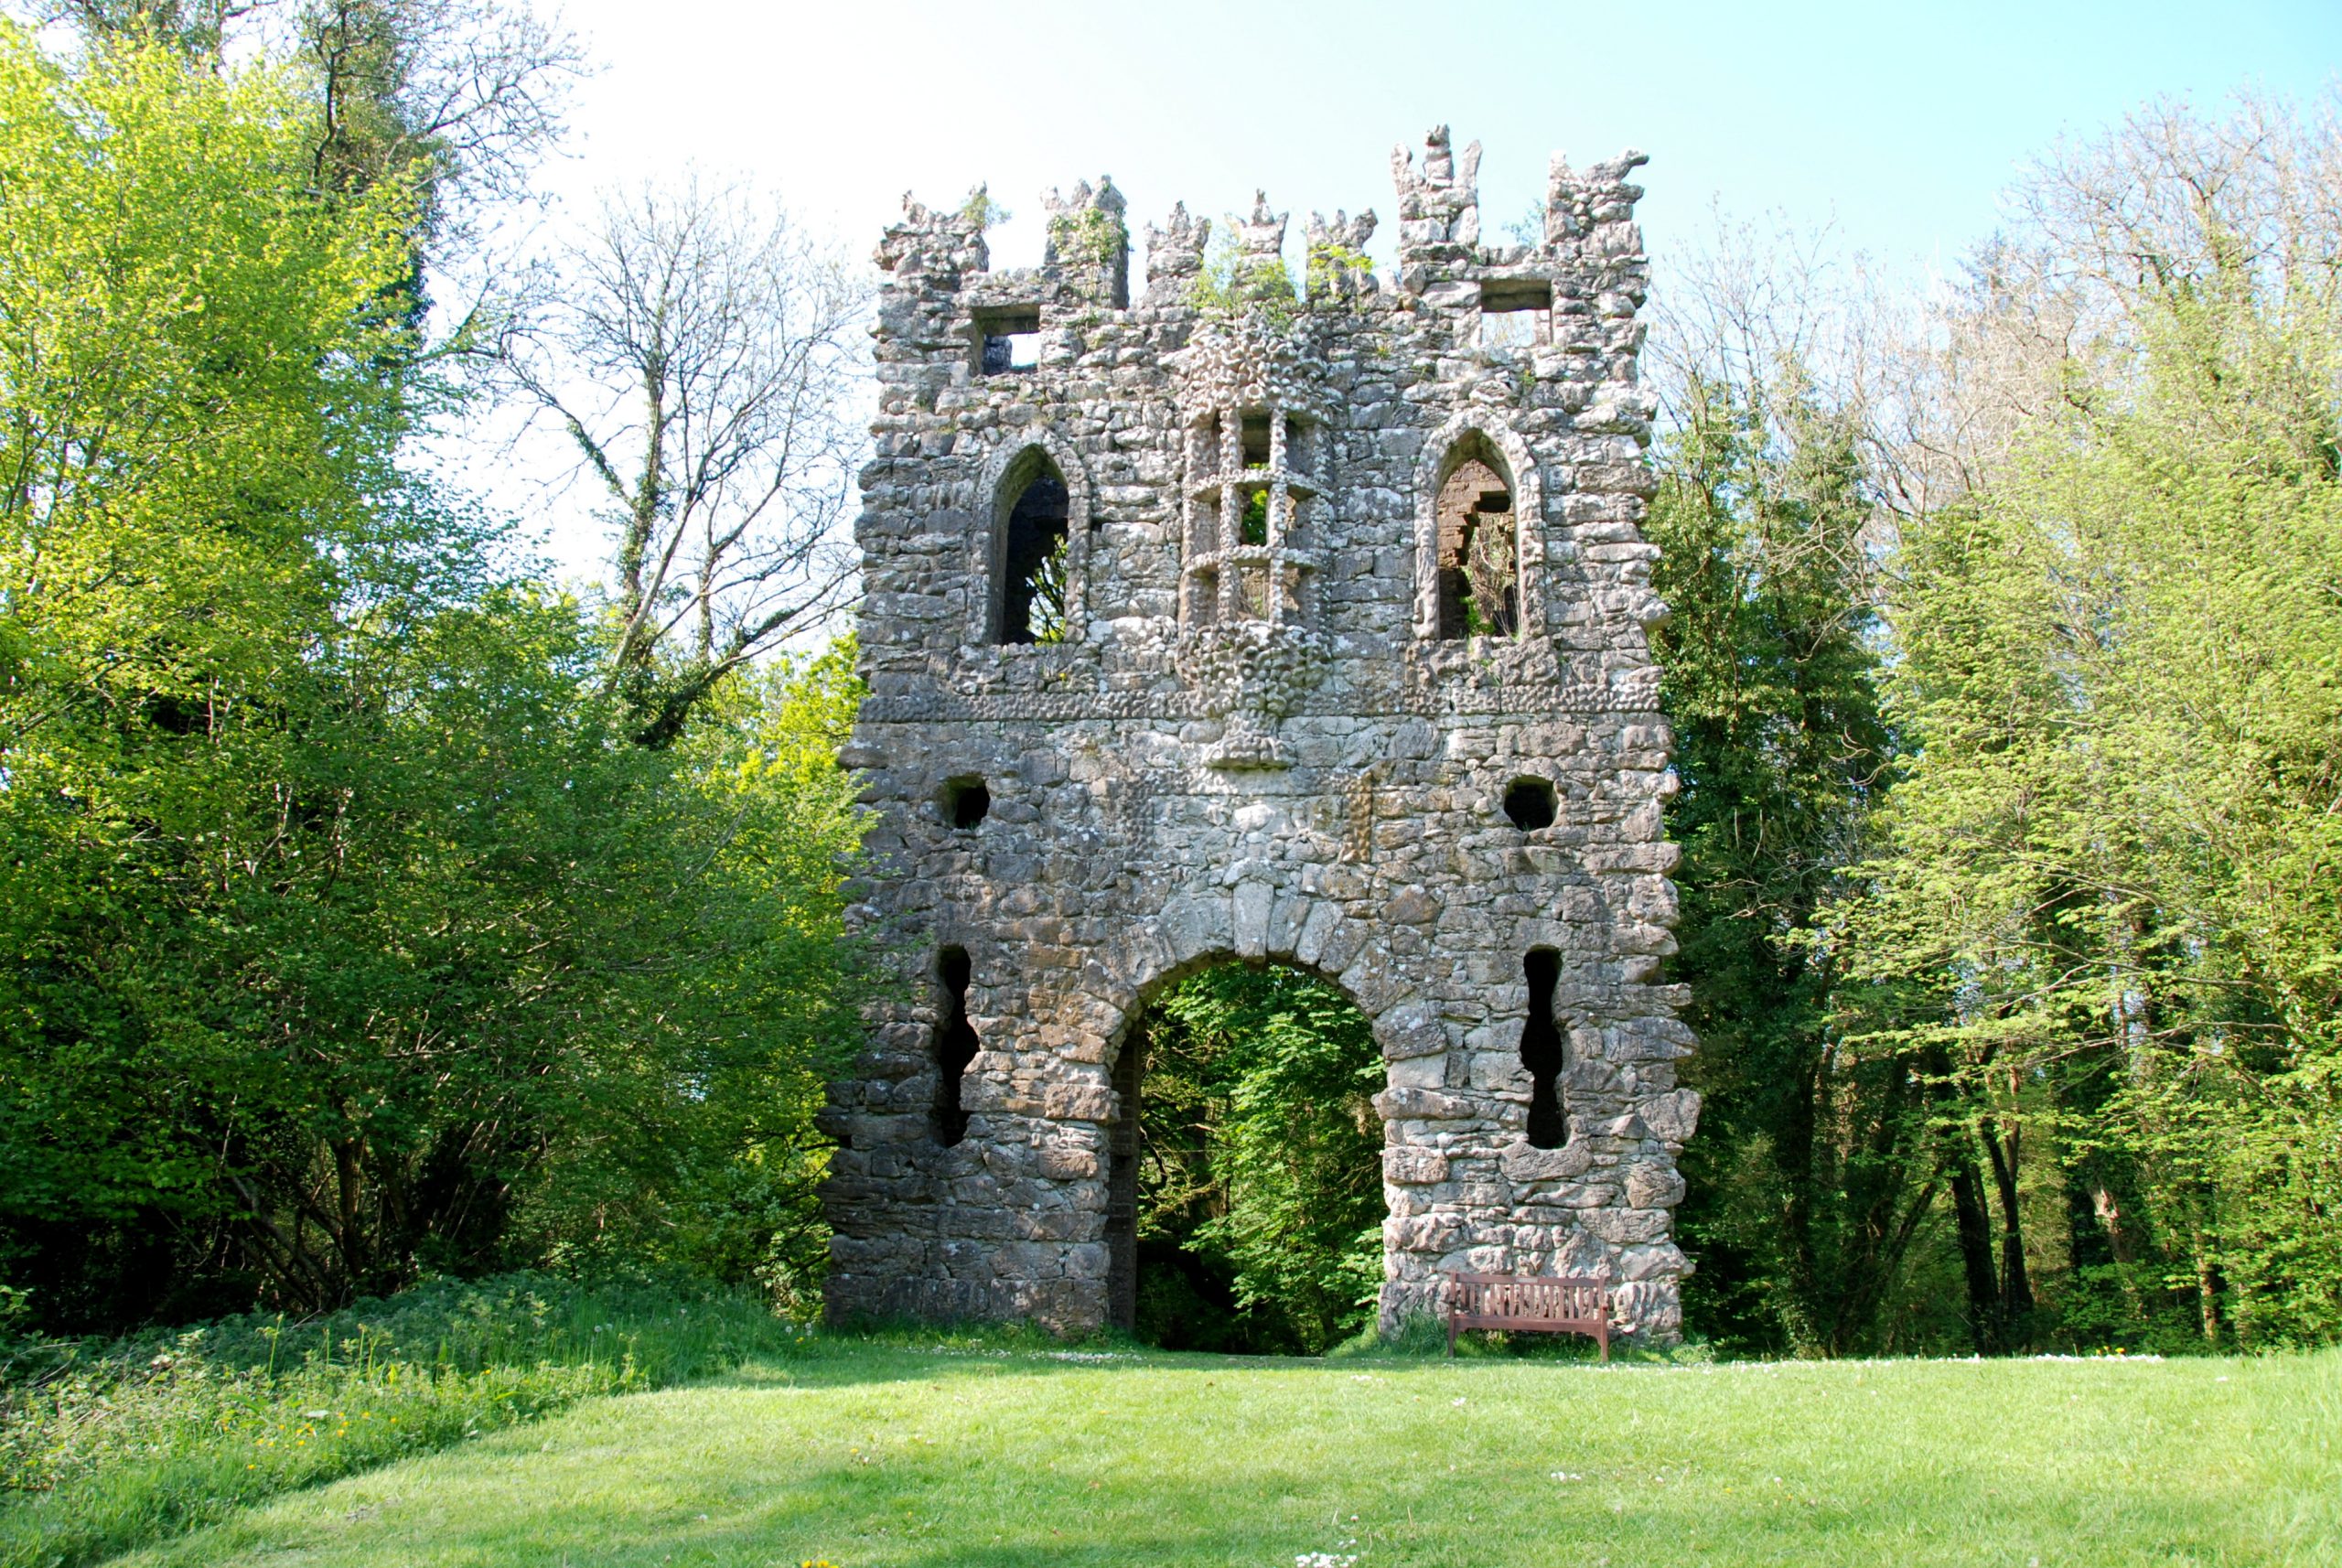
[1433,437,1520,639]
[993,451,1071,644]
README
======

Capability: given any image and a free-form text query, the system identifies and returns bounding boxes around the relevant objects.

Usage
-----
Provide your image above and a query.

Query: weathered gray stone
[824,128,1692,1342]
[1384,1148,1452,1186]
[1623,1160,1687,1209]
[1500,1139,1595,1183]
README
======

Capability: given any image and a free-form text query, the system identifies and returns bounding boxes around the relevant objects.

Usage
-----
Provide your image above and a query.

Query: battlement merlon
[874,190,989,283]
[1143,202,1209,304]
[1041,177,1131,307]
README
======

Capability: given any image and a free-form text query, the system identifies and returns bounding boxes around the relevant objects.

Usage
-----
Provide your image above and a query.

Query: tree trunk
[1946,1139,2003,1354]
[1977,1115,2036,1336]
[1778,1053,1823,1348]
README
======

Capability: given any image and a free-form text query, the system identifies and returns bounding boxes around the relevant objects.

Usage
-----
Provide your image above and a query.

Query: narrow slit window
[1197,414,1223,474]
[1284,415,1310,476]
[1435,449,1520,639]
[934,946,980,1147]
[1520,949,1566,1149]
[1239,488,1270,546]
[997,461,1070,644]
[1188,568,1219,626]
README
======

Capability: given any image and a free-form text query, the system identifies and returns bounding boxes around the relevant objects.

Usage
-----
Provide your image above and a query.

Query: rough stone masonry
[822,127,1698,1341]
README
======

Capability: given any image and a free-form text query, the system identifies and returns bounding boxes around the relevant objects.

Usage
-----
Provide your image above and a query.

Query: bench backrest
[1446,1273,1610,1324]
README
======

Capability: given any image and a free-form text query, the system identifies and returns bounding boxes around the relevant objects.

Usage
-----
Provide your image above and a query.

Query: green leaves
[0,27,868,1330]
[1829,139,2342,1349]
[1649,366,1910,1356]
[1134,964,1383,1355]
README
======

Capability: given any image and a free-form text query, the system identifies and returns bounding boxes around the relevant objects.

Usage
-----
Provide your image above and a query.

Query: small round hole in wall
[1503,776,1557,832]
[943,777,991,830]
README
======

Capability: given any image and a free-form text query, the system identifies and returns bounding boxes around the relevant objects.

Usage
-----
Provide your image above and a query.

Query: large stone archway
[824,132,1697,1342]
[1097,948,1383,1340]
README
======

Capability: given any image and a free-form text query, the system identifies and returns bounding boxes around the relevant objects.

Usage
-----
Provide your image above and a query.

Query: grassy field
[96,1336,2341,1568]
[0,1277,811,1568]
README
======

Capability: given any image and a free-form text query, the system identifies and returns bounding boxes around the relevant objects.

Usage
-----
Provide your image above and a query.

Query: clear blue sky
[550,0,2340,277]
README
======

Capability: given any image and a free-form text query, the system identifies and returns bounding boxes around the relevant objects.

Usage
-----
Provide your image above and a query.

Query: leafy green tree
[1647,363,1918,1355]
[0,27,865,1330]
[507,643,868,1307]
[1834,95,2342,1348]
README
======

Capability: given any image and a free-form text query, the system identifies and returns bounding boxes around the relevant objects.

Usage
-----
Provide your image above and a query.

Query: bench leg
[1446,1313,1457,1357]
[1597,1324,1609,1364]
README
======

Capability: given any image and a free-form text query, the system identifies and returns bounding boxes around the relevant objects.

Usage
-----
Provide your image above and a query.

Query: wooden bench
[1445,1273,1613,1360]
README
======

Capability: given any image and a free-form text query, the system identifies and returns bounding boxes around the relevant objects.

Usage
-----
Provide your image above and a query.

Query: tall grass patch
[0,1274,803,1568]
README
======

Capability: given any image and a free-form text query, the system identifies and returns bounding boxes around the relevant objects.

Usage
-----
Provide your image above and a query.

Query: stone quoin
[822,127,1698,1341]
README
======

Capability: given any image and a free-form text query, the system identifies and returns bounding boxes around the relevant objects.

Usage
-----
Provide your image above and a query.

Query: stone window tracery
[1181,401,1320,632]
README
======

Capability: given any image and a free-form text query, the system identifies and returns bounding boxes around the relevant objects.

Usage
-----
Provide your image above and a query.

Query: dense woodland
[0,3,2336,1358]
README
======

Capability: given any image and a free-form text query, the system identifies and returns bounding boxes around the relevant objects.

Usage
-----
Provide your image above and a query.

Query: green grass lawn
[101,1338,2340,1568]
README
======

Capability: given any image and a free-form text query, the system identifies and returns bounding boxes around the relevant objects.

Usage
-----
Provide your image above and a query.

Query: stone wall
[823,128,1698,1340]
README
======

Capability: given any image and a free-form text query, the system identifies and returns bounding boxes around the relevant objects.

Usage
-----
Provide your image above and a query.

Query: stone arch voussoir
[1090,895,1439,1082]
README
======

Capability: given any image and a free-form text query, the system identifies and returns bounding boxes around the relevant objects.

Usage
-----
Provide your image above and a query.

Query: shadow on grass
[697,1316,1678,1399]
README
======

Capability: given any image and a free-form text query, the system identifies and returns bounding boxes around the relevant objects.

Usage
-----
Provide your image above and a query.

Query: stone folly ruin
[823,128,1697,1340]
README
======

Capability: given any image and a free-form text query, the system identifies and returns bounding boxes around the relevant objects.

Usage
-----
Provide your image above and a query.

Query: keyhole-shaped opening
[934,946,980,1147]
[1520,948,1566,1149]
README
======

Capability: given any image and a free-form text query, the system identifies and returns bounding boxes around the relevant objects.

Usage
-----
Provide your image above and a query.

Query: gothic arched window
[993,451,1071,644]
[1433,438,1519,639]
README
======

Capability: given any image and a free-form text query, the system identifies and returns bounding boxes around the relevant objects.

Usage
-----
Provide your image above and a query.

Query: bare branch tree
[289,0,582,223]
[26,0,582,230]
[1878,89,2342,522]
[503,175,868,745]
[27,0,271,62]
